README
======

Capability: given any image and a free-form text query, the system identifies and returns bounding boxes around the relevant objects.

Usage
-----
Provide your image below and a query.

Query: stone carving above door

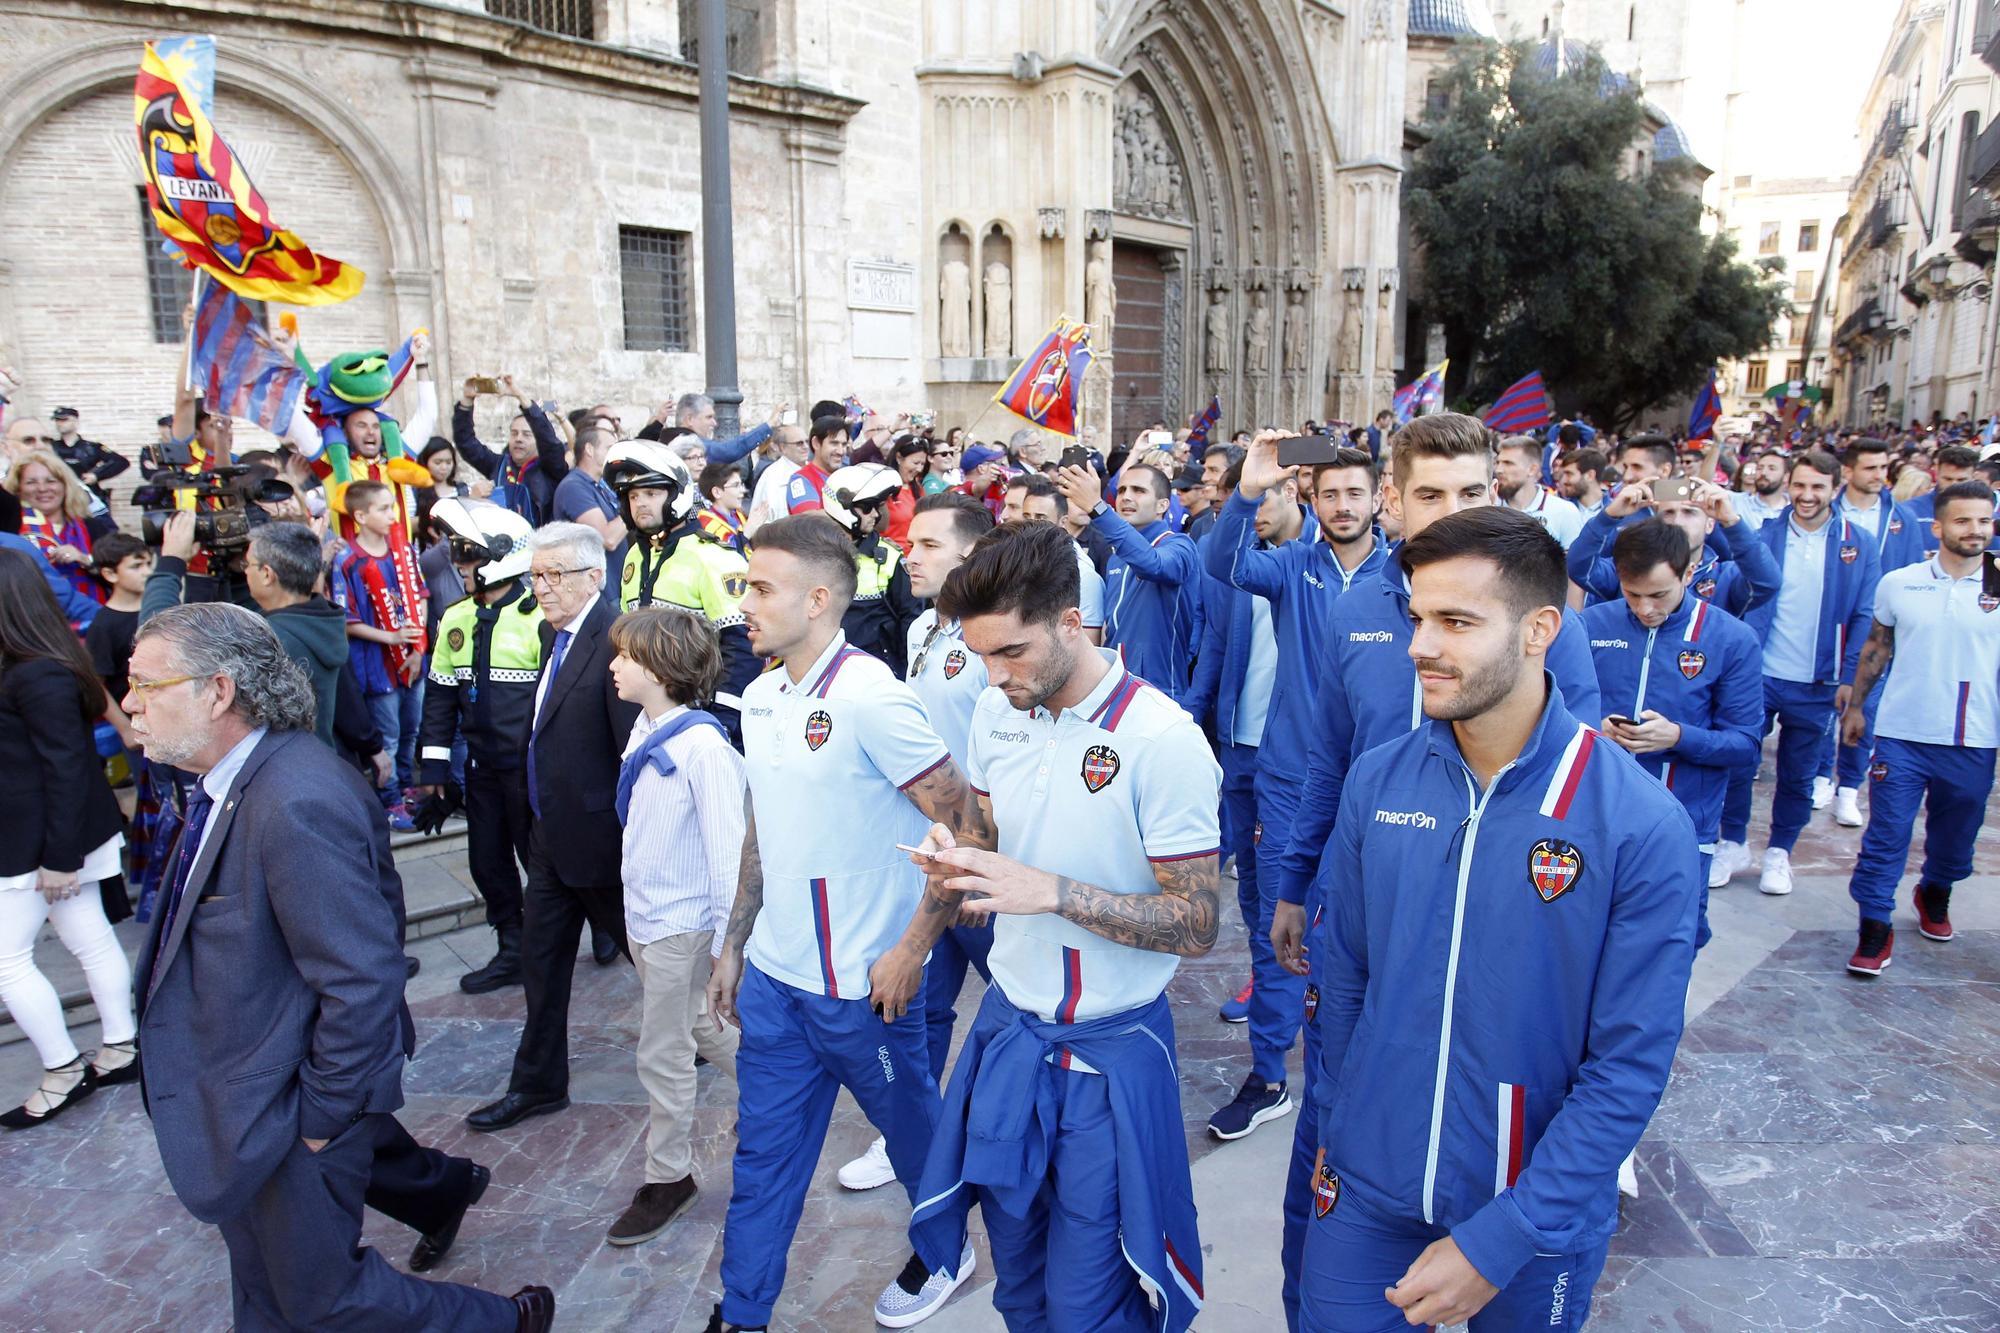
[1113,84,1188,221]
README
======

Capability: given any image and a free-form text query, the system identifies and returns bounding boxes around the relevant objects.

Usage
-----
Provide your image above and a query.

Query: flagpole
[183,269,207,395]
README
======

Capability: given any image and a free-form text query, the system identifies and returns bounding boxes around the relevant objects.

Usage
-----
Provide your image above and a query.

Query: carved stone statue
[1115,88,1185,220]
[1374,285,1395,375]
[1283,288,1308,373]
[1336,286,1363,373]
[1204,287,1230,374]
[983,261,1013,359]
[1085,240,1115,344]
[939,258,972,359]
[1245,291,1272,377]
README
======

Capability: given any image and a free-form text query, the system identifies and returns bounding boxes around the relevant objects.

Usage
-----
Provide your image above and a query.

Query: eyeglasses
[126,673,200,695]
[528,567,596,588]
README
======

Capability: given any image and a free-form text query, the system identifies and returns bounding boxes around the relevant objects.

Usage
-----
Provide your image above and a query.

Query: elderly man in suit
[468,521,643,1132]
[124,603,552,1332]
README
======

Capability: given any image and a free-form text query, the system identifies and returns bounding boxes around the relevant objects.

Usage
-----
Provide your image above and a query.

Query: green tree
[1408,40,1786,430]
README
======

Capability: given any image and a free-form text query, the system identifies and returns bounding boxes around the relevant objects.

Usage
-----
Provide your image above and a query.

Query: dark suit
[137,729,512,1331]
[0,658,125,879]
[508,594,640,1097]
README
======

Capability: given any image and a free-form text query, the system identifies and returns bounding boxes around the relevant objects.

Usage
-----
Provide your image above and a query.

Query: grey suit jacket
[135,728,411,1223]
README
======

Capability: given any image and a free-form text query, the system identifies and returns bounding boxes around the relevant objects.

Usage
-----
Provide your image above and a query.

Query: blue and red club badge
[943,648,967,679]
[1839,544,1859,565]
[1081,744,1121,793]
[1677,649,1706,679]
[1695,577,1717,599]
[1980,593,1998,614]
[804,709,832,751]
[1528,838,1584,903]
[1311,1150,1340,1218]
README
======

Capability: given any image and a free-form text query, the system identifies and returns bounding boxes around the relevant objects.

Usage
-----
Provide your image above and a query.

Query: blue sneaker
[387,803,417,833]
[1219,978,1253,1023]
[1208,1076,1292,1140]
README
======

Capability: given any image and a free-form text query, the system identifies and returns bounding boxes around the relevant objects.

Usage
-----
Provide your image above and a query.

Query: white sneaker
[1708,840,1748,889]
[1758,847,1793,896]
[838,1135,897,1191]
[1811,776,1834,810]
[874,1239,976,1327]
[1834,787,1863,828]
[1617,1151,1640,1199]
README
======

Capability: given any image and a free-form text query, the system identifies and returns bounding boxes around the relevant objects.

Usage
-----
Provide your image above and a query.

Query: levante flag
[135,36,364,305]
[1392,358,1449,425]
[1484,370,1552,434]
[1186,395,1222,448]
[1687,367,1721,440]
[190,281,306,434]
[993,317,1093,438]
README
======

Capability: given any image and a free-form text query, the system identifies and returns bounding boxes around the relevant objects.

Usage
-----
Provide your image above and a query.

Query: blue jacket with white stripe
[1835,489,1927,572]
[1566,510,1781,618]
[1581,595,1763,844]
[1182,570,1252,741]
[1314,681,1700,1289]
[1743,510,1879,686]
[1272,559,1604,906]
[1203,490,1388,780]
[1093,510,1201,702]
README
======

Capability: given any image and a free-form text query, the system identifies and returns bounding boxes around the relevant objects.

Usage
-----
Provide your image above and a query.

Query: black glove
[413,782,463,835]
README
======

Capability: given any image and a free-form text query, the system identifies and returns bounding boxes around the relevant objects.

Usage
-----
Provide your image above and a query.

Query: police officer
[413,498,543,993]
[1841,482,2000,976]
[604,439,757,738]
[819,462,923,674]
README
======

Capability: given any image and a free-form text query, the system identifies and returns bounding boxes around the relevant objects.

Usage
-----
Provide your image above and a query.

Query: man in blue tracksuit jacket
[1264,414,1604,1329]
[1566,480,1780,618]
[1716,451,1879,897]
[1302,506,1699,1332]
[1582,520,1763,949]
[1058,462,1200,701]
[1202,437,1386,1141]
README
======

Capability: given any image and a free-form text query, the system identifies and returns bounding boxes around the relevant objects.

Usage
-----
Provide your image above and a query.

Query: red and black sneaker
[1913,882,1954,942]
[1847,920,1894,977]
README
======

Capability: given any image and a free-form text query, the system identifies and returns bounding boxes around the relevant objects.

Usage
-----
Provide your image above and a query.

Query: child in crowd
[82,533,151,704]
[603,606,744,1249]
[331,479,428,830]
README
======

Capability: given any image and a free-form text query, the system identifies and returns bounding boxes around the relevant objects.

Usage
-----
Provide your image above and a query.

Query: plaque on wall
[847,260,917,312]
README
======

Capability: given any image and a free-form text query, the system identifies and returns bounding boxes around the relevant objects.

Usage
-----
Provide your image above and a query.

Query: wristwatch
[1089,500,1110,519]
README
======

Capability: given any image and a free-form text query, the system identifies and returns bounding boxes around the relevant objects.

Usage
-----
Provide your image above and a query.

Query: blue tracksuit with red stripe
[1093,510,1202,702]
[1301,683,1699,1328]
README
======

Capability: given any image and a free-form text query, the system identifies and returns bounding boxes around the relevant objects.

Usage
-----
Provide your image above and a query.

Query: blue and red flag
[1392,358,1449,425]
[190,281,306,434]
[993,316,1093,439]
[1186,395,1222,448]
[1484,370,1552,434]
[842,394,872,432]
[1687,367,1721,441]
[135,36,363,305]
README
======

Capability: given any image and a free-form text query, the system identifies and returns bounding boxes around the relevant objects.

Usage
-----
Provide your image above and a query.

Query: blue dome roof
[1653,118,1695,162]
[1527,38,1632,95]
[1410,0,1498,38]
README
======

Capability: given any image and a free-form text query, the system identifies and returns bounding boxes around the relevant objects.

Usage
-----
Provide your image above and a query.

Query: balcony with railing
[1860,195,1906,253]
[1864,98,1913,173]
[1978,0,2000,72]
[1834,296,1885,348]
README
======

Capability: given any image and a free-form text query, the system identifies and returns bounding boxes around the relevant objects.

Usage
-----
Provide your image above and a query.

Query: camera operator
[136,463,300,620]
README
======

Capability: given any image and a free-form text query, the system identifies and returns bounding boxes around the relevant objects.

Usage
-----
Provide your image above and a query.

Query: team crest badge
[1695,578,1716,599]
[1889,518,1903,535]
[943,648,967,679]
[1081,744,1121,793]
[1528,838,1584,903]
[446,627,465,652]
[1839,544,1859,565]
[1311,1152,1340,1218]
[1870,760,1889,783]
[724,575,748,598]
[1677,650,1706,679]
[1980,593,1999,613]
[1304,983,1319,1023]
[804,710,832,751]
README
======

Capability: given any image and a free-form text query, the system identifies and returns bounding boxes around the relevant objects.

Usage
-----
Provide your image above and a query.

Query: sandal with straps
[90,1040,141,1087]
[0,1057,99,1130]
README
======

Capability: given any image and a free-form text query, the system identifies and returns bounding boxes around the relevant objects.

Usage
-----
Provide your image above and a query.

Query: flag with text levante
[134,36,364,305]
[993,317,1094,438]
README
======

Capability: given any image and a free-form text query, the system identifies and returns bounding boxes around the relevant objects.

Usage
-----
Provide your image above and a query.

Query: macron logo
[1590,639,1629,650]
[1349,630,1396,643]
[1374,808,1438,831]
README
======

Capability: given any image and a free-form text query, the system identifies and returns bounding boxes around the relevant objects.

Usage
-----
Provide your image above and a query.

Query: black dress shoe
[405,955,422,980]
[466,1093,570,1132]
[591,927,619,966]
[702,1302,766,1333]
[409,1162,490,1272]
[510,1284,555,1333]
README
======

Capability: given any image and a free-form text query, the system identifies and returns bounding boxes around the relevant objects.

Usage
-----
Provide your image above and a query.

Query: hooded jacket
[266,596,351,749]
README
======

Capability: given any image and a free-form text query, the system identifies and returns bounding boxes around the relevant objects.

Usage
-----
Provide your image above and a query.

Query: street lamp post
[697,0,743,437]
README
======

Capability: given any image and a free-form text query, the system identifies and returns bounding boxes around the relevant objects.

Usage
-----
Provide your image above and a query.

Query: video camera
[132,465,293,559]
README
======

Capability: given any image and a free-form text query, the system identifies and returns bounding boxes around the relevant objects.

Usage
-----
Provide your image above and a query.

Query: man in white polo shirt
[838,490,998,1194]
[704,514,977,1333]
[886,521,1221,1333]
[1841,481,2000,977]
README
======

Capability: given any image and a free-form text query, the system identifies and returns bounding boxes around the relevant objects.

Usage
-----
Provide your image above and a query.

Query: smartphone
[1652,476,1695,506]
[1061,445,1093,470]
[1145,430,1174,449]
[465,375,501,396]
[911,410,936,429]
[1276,434,1344,469]
[894,842,937,861]
[780,408,798,427]
[1606,714,1640,728]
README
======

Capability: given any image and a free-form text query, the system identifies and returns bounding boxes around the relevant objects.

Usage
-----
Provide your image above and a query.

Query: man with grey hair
[467,523,642,1133]
[1007,427,1047,471]
[656,390,792,467]
[243,522,350,752]
[125,604,551,1330]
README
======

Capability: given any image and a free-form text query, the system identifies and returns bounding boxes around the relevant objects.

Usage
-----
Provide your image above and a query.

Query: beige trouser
[633,930,741,1183]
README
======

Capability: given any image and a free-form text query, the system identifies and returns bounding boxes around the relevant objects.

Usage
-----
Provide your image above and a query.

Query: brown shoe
[606,1176,696,1247]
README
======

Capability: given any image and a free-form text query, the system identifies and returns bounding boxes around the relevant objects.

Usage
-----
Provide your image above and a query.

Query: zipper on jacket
[1422,757,1514,1224]
[1632,624,1657,718]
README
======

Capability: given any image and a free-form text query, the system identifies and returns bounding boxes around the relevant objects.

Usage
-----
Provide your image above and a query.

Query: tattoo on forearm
[1852,622,1894,703]
[1053,855,1219,957]
[726,804,764,951]
[957,790,999,851]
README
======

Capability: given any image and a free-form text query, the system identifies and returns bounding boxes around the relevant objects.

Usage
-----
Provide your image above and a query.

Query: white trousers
[0,883,136,1070]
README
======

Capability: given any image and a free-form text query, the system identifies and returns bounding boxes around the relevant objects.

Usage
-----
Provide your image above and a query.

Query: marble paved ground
[0,754,1996,1331]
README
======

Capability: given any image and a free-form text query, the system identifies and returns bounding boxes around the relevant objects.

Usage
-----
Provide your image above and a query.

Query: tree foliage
[1408,40,1787,430]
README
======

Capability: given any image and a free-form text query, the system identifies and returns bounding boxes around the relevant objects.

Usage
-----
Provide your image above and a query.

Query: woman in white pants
[0,550,136,1127]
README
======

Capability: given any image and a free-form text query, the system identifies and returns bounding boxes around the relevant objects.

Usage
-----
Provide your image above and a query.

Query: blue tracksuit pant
[1250,772,1309,1083]
[1848,737,1997,923]
[1281,902,1328,1331]
[1220,741,1260,933]
[1299,1176,1607,1332]
[1761,677,1838,852]
[721,962,940,1327]
[922,922,993,1084]
[1719,762,1754,845]
[1820,687,1882,788]
[976,1067,1157,1333]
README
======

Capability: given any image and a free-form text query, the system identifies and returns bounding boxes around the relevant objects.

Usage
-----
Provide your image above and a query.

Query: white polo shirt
[1075,544,1106,631]
[741,632,950,998]
[1513,486,1586,549]
[1872,559,2000,749]
[967,651,1221,1030]
[907,609,988,759]
[1764,519,1826,683]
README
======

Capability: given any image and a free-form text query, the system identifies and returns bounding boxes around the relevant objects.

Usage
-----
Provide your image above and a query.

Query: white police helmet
[602,438,695,533]
[429,498,535,589]
[820,462,903,536]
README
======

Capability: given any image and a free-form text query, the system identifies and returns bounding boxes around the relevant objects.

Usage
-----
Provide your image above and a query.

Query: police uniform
[419,581,544,949]
[620,523,758,736]
[719,633,950,1330]
[841,535,922,675]
[1846,559,2000,923]
[914,654,1221,1331]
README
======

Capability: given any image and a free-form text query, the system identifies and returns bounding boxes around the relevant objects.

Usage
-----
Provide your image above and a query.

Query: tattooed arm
[707,798,763,1027]
[901,757,994,849]
[942,845,1221,958]
[1841,620,1894,748]
[871,771,995,1017]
